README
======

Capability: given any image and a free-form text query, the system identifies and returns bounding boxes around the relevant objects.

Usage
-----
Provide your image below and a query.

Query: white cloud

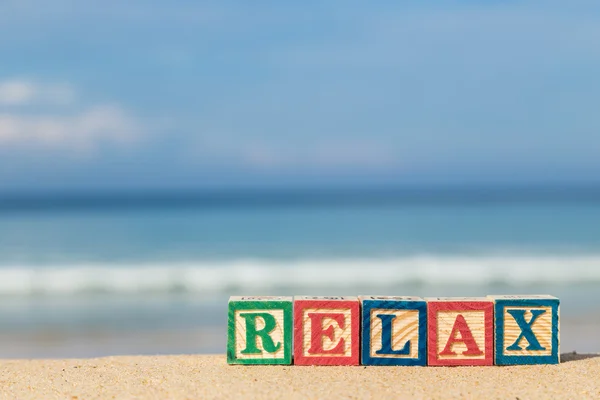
[0,78,142,151]
[0,105,140,149]
[0,81,36,105]
[0,79,75,106]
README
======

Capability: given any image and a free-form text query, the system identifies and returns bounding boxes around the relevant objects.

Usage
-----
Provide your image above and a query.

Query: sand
[0,353,598,399]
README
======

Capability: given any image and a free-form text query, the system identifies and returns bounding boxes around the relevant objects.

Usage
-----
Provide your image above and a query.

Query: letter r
[239,312,282,354]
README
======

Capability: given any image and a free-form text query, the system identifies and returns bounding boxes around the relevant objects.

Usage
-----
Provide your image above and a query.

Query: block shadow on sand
[560,352,600,363]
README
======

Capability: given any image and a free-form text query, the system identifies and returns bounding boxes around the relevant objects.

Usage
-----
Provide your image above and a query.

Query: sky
[1,1,600,192]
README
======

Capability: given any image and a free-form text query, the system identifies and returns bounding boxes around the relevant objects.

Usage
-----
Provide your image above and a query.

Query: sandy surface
[0,353,598,399]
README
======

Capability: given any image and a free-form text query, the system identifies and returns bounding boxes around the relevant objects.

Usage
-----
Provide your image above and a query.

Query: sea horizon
[1,185,599,357]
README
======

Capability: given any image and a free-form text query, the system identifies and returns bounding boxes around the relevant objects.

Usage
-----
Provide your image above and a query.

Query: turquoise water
[0,193,599,356]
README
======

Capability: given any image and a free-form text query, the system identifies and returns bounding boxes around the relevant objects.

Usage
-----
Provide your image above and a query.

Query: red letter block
[426,297,494,366]
[294,296,360,365]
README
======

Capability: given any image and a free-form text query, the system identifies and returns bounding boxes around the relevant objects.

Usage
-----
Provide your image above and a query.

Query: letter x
[506,309,546,351]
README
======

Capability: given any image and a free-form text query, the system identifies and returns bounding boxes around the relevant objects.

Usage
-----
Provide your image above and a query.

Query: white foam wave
[0,255,598,296]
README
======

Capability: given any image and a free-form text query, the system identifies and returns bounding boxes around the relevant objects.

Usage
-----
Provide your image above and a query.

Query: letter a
[239,312,281,354]
[506,309,546,351]
[439,314,483,356]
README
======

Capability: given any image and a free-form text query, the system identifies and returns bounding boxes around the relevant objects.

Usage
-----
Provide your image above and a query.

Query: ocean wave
[0,255,598,296]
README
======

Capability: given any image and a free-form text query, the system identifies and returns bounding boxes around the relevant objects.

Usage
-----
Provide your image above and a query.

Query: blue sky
[1,1,599,191]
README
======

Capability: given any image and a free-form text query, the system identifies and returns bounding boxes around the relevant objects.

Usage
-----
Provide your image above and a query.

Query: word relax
[227,295,560,366]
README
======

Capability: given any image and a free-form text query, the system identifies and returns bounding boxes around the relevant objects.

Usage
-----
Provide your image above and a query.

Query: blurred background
[0,1,599,358]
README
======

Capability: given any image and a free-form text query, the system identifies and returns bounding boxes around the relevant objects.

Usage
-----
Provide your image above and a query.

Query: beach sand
[0,353,598,399]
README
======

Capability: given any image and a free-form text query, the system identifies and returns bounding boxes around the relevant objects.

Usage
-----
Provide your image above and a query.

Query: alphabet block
[227,296,293,365]
[359,296,427,366]
[293,296,360,365]
[426,297,494,366]
[489,295,560,365]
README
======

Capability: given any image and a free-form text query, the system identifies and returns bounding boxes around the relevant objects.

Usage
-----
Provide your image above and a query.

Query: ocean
[0,188,598,357]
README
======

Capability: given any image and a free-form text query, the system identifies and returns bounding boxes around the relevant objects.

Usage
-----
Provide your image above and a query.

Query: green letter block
[227,296,293,365]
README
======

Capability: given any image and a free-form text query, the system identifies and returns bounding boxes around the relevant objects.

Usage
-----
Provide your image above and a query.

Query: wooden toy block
[488,295,560,365]
[293,296,360,366]
[359,296,427,366]
[227,296,293,365]
[426,297,494,366]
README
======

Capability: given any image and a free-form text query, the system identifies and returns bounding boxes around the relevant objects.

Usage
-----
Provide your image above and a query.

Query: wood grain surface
[294,297,360,365]
[227,296,293,365]
[502,306,553,356]
[234,309,285,360]
[427,298,494,366]
[489,295,560,365]
[369,309,420,359]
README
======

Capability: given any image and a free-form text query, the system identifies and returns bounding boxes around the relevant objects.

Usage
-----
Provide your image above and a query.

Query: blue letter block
[489,295,560,365]
[359,296,427,366]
